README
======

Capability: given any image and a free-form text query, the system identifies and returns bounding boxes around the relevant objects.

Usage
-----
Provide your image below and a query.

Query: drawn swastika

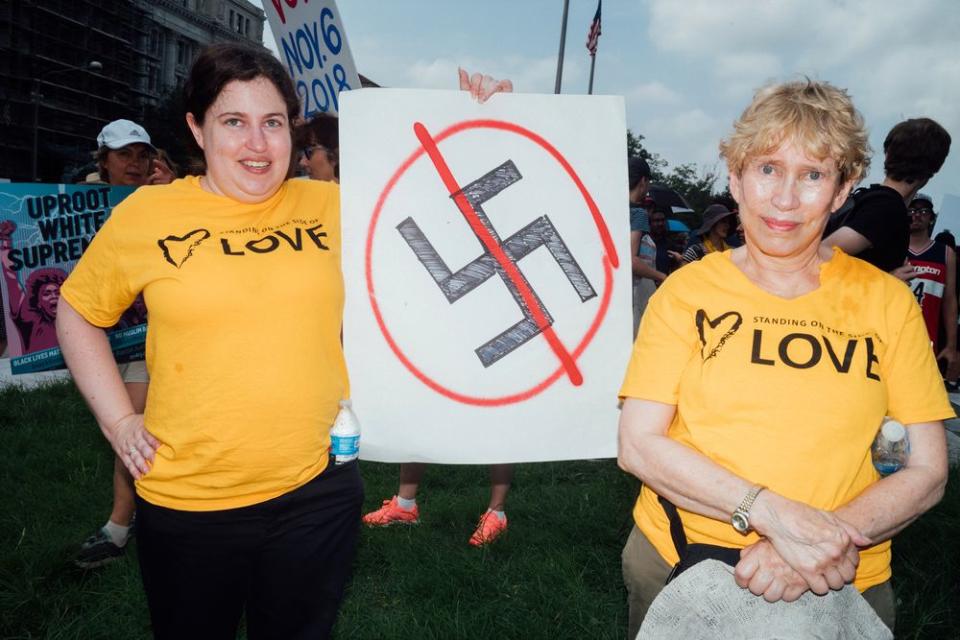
[365,117,620,406]
[397,159,596,367]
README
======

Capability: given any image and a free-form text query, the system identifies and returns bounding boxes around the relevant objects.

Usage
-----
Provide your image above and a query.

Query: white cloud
[640,0,960,200]
[254,0,960,206]
[626,81,682,105]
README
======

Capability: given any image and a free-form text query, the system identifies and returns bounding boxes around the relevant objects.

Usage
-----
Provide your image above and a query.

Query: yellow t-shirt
[61,176,348,511]
[619,248,953,591]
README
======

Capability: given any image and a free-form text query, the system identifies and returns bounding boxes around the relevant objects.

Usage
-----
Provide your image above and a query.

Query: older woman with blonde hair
[618,79,952,638]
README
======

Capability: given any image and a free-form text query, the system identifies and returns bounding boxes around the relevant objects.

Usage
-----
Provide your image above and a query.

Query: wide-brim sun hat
[693,204,736,236]
[637,560,892,640]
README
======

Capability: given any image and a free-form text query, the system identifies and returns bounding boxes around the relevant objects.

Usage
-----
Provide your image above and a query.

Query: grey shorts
[118,359,149,384]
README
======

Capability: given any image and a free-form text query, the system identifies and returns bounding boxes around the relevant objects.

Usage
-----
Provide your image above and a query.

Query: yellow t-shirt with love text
[619,248,953,591]
[62,176,348,511]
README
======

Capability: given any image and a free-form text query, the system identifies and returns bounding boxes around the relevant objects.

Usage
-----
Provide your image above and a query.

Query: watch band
[731,485,766,533]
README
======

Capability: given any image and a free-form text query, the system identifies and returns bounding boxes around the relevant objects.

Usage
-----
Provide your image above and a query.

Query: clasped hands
[733,494,870,603]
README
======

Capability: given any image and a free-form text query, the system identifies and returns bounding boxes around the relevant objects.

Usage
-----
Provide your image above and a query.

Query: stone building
[0,0,264,182]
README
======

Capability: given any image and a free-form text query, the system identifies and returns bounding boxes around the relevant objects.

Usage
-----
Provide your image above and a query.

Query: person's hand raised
[148,159,176,186]
[458,68,513,103]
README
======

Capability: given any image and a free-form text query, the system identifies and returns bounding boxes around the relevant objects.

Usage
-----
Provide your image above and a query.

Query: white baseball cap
[96,119,156,151]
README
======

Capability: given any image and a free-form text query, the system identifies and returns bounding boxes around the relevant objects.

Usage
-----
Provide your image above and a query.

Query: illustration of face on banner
[339,89,632,463]
[0,184,140,374]
[264,0,361,117]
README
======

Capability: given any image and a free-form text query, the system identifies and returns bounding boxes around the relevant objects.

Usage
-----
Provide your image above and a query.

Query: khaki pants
[621,525,896,640]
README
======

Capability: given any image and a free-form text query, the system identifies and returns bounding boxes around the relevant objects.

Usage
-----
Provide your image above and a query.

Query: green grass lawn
[1,382,957,639]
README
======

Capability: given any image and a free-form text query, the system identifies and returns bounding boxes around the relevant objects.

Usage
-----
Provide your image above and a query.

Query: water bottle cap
[881,419,906,442]
[339,399,352,409]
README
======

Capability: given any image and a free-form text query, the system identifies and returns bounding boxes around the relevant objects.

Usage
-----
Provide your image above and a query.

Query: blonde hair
[719,79,870,185]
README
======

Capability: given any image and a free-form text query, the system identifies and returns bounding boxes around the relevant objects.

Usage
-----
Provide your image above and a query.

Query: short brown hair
[296,113,340,178]
[720,79,870,185]
[883,118,951,184]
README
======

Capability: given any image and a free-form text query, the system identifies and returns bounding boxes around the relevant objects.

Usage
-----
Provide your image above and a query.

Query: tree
[661,163,719,215]
[627,129,732,225]
[626,130,666,181]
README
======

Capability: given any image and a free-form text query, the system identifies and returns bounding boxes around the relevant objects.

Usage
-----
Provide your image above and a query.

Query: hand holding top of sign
[458,68,513,103]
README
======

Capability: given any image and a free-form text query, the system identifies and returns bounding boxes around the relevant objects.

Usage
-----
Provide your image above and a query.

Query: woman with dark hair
[297,113,340,182]
[0,226,67,351]
[57,43,361,638]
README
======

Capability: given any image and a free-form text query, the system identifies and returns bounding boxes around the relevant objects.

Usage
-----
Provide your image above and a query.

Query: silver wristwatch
[731,485,766,534]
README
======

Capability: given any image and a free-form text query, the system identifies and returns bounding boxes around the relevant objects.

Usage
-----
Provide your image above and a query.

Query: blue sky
[253,0,960,231]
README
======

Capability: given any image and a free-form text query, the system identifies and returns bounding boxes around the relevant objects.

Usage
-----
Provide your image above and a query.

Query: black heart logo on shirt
[158,228,211,268]
[695,309,742,361]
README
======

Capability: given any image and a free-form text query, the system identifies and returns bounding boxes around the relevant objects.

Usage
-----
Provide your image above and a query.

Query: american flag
[586,0,602,55]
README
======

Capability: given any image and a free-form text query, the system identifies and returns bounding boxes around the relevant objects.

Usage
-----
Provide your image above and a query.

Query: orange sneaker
[468,510,508,547]
[362,496,420,527]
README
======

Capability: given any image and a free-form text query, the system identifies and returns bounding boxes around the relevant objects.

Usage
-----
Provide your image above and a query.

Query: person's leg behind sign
[363,463,513,546]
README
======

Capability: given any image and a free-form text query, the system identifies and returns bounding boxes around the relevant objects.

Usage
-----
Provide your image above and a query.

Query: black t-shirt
[831,184,909,273]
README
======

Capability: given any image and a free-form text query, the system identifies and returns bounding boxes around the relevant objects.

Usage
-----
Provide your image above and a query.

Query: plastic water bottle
[330,399,360,465]
[871,418,909,475]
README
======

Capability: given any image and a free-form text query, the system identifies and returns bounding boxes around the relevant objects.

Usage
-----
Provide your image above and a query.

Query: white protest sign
[263,0,361,116]
[340,89,632,463]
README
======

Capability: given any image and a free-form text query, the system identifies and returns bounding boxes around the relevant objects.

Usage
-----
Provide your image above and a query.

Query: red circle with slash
[366,119,618,407]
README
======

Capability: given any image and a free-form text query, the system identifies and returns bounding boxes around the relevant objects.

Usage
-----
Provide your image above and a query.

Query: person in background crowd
[363,463,514,546]
[906,194,959,380]
[935,229,956,249]
[645,209,675,280]
[823,118,951,276]
[643,194,656,220]
[628,157,653,233]
[297,113,339,182]
[73,121,174,569]
[58,43,363,638]
[934,229,960,390]
[363,69,515,548]
[725,208,744,248]
[618,79,951,638]
[628,158,665,332]
[681,203,735,263]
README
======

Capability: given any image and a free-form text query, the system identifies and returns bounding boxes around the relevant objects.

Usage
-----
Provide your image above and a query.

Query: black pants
[135,460,363,640]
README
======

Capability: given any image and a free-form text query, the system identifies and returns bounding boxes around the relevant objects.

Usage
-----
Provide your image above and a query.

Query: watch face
[732,512,749,533]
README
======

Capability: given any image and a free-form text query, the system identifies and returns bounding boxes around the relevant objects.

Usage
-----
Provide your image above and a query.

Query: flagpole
[554,0,570,94]
[587,53,596,95]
